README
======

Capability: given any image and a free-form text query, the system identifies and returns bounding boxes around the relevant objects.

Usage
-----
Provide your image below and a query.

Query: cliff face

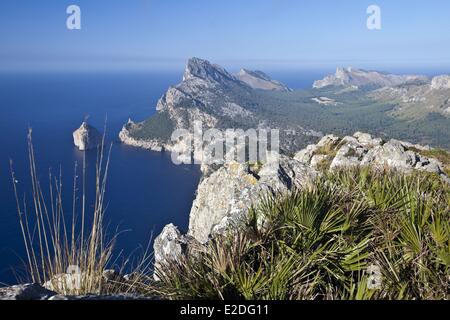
[189,132,448,243]
[73,122,102,151]
[294,132,447,177]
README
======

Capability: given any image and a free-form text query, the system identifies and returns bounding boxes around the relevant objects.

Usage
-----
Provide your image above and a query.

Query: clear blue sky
[1,0,450,71]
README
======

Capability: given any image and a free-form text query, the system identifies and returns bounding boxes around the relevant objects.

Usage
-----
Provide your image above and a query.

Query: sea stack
[73,122,102,151]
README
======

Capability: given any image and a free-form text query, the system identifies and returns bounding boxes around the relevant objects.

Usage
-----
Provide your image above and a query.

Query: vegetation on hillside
[154,168,450,300]
[132,85,450,151]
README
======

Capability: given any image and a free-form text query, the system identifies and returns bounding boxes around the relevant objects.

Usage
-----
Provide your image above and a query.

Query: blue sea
[0,69,325,285]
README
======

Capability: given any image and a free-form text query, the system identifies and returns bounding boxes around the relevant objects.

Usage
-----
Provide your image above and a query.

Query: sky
[1,0,450,72]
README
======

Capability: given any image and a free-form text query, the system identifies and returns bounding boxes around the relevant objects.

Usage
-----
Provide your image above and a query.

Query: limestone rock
[47,294,154,300]
[153,224,187,280]
[188,162,261,244]
[73,122,102,151]
[313,67,427,89]
[316,134,341,148]
[311,97,340,106]
[152,153,318,268]
[120,57,317,157]
[361,139,418,171]
[0,283,57,300]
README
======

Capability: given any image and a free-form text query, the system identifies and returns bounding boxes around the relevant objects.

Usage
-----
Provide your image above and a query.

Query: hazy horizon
[1,0,450,72]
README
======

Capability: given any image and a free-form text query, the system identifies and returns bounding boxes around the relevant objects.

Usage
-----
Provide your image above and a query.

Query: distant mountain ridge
[120,57,318,158]
[120,58,450,154]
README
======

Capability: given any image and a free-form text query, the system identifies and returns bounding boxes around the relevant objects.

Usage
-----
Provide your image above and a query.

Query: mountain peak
[235,68,292,92]
[183,57,235,84]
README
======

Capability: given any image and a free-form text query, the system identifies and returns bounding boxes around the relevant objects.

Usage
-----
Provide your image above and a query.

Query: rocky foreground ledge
[153,132,450,278]
[295,132,447,177]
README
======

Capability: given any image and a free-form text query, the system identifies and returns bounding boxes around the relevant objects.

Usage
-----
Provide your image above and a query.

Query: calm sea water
[0,69,326,285]
[0,72,204,285]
